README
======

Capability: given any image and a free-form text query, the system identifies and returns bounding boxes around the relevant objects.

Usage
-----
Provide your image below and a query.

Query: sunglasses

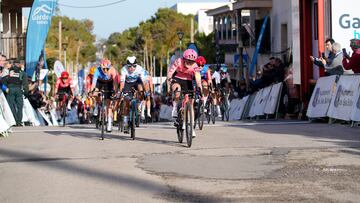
[127,64,137,68]
[102,68,110,71]
[184,59,195,65]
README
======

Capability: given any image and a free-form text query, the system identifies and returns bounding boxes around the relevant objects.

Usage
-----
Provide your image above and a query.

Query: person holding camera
[319,42,344,76]
[310,38,335,68]
[2,61,29,126]
[342,38,360,74]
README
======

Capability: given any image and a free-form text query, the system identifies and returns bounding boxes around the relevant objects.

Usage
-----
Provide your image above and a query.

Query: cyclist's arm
[119,67,127,92]
[109,68,118,93]
[206,69,213,86]
[167,59,179,79]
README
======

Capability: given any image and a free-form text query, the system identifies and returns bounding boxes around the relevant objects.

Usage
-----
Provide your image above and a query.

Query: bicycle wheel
[62,101,66,127]
[118,100,124,132]
[130,101,136,140]
[199,103,204,130]
[206,102,211,124]
[184,102,193,148]
[176,109,184,143]
[211,103,216,124]
[101,106,105,140]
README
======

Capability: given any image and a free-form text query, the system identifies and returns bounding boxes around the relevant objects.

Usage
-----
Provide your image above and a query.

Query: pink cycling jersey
[167,58,200,81]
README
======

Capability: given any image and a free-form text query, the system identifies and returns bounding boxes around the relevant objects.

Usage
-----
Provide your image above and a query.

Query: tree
[46,16,97,69]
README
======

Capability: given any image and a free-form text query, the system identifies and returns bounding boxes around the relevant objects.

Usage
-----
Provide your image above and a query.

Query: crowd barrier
[307,75,360,124]
[157,82,284,121]
[0,91,80,136]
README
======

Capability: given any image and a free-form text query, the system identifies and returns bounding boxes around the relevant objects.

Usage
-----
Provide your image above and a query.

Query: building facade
[207,0,358,108]
[0,0,33,60]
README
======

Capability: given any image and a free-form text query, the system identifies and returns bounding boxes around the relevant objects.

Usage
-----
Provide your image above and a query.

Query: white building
[171,2,229,35]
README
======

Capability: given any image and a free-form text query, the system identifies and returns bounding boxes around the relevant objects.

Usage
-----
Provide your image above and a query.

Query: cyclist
[212,64,231,117]
[54,71,75,111]
[91,59,119,132]
[119,56,146,132]
[141,70,154,120]
[196,56,213,110]
[167,48,202,137]
[85,66,96,117]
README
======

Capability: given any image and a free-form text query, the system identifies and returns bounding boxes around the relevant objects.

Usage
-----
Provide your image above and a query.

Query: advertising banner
[25,0,57,77]
[307,76,337,118]
[264,83,283,115]
[332,0,360,53]
[327,75,360,121]
[351,87,360,121]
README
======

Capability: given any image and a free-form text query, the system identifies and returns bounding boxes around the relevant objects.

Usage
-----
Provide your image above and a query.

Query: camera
[321,52,325,58]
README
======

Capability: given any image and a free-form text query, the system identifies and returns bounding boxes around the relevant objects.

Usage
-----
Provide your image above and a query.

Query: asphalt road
[0,121,359,202]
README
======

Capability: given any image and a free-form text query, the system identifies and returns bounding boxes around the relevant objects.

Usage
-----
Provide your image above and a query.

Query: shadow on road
[0,148,232,202]
[43,129,181,147]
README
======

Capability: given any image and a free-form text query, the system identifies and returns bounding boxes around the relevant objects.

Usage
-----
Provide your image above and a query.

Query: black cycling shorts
[124,78,143,93]
[96,79,113,99]
[172,77,194,96]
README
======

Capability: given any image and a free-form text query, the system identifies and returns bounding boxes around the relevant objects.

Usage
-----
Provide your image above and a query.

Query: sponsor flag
[25,0,57,77]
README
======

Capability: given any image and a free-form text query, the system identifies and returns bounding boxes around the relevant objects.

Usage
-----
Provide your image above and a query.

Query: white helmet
[126,56,137,66]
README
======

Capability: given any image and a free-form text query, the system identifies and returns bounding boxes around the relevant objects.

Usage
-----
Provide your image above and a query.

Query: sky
[54,0,229,40]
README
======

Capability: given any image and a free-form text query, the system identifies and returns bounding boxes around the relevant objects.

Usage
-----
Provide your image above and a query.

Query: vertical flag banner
[26,0,57,77]
[250,15,269,77]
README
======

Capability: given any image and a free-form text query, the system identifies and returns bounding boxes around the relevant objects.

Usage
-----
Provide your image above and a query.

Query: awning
[206,3,233,16]
[233,0,272,10]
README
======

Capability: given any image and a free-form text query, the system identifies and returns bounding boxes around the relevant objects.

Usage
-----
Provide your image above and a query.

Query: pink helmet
[100,59,111,69]
[183,49,198,61]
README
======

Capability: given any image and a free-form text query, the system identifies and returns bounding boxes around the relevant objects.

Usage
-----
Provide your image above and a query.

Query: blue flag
[249,15,268,77]
[26,0,57,77]
[78,69,85,95]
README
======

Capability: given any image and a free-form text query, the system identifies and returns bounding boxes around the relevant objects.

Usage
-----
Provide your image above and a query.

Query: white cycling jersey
[120,65,146,83]
[212,71,231,84]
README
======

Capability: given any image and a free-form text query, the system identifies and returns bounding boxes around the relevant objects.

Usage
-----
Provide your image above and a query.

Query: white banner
[0,92,16,127]
[327,75,360,121]
[264,83,283,115]
[54,60,65,78]
[255,85,272,116]
[22,98,41,126]
[229,99,245,120]
[159,104,172,120]
[38,109,53,126]
[249,90,262,118]
[351,88,360,121]
[307,76,337,118]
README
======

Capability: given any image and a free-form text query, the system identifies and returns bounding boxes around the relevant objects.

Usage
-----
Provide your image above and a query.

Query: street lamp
[177,31,184,52]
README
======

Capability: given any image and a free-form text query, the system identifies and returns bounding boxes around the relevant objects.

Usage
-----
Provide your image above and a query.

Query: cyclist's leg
[141,81,150,119]
[171,80,181,118]
[202,80,209,107]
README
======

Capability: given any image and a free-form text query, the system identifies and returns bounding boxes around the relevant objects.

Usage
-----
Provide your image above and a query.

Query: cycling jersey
[200,65,211,81]
[91,66,118,90]
[212,71,231,84]
[120,65,146,83]
[168,58,200,81]
[55,77,75,95]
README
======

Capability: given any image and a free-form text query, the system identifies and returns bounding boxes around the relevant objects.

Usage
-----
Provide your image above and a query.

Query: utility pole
[237,9,245,89]
[191,18,194,43]
[58,20,62,61]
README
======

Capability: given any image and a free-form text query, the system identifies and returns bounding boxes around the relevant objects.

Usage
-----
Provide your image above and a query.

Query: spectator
[27,81,46,109]
[310,38,335,67]
[342,38,360,73]
[2,61,29,126]
[320,42,344,76]
[273,58,286,83]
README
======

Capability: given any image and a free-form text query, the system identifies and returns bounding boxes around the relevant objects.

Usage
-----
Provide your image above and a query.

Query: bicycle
[121,88,140,140]
[57,92,69,127]
[173,88,194,148]
[95,89,114,140]
[194,88,205,130]
[205,86,216,125]
[219,87,230,122]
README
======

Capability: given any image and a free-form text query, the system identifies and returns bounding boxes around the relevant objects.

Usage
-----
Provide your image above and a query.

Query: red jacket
[343,48,360,73]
